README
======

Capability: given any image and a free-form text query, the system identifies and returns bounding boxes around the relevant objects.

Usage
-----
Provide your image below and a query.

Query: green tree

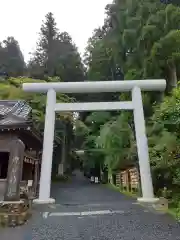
[79,0,180,207]
[0,37,25,76]
[28,12,85,87]
[85,1,180,90]
[28,12,59,78]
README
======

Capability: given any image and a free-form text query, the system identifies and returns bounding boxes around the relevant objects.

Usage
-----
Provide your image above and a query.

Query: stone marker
[4,139,25,202]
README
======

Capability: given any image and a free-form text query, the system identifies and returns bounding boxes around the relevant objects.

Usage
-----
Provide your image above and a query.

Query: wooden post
[116,172,121,187]
[126,170,130,192]
[4,139,25,202]
[33,161,39,197]
[61,128,66,175]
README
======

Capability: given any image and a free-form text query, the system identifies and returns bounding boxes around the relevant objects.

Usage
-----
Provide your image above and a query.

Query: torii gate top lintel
[23,79,166,93]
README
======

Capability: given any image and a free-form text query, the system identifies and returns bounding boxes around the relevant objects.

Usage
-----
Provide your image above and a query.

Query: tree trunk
[156,91,164,103]
[33,161,39,197]
[168,63,177,91]
[60,128,67,175]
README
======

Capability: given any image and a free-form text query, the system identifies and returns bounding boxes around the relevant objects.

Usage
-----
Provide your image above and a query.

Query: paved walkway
[1,171,180,239]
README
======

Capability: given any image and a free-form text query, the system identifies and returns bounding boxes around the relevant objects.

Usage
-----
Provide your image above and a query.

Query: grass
[168,201,180,221]
[51,175,71,183]
[107,183,180,221]
[106,183,139,198]
[167,208,177,218]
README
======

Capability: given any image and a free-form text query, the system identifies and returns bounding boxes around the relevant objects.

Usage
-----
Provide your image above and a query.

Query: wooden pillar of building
[4,139,25,202]
[61,133,66,175]
[33,160,39,197]
[34,152,41,197]
[121,170,130,191]
[116,172,121,187]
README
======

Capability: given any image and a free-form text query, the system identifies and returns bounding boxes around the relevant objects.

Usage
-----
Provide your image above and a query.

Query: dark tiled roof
[0,100,43,147]
[0,100,32,126]
[0,100,62,147]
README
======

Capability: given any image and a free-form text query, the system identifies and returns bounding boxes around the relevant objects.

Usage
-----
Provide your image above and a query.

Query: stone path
[1,171,180,239]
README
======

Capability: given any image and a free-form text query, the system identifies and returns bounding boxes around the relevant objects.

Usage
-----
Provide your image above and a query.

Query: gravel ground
[1,171,180,240]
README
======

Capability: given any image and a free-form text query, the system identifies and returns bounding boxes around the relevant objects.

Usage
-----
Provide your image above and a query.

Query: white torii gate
[23,79,166,204]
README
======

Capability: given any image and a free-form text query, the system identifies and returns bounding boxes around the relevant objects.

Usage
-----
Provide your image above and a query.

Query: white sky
[0,0,112,62]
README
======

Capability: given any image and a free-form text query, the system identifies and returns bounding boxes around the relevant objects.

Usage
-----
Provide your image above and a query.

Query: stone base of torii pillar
[137,198,159,203]
[33,198,55,204]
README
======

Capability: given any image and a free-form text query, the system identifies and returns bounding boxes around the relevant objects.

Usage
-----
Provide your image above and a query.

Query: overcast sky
[0,0,112,62]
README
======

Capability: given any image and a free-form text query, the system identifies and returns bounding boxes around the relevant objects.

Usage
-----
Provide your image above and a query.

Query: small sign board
[28,180,33,187]
[90,176,94,182]
[95,177,99,183]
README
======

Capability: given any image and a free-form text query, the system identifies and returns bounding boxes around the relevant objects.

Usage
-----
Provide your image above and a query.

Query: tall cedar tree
[0,37,25,77]
[28,12,85,84]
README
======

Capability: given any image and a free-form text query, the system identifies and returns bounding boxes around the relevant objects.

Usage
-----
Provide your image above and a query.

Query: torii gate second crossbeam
[23,79,166,204]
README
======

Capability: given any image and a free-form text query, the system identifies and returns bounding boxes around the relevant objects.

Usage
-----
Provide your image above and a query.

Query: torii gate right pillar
[132,86,158,203]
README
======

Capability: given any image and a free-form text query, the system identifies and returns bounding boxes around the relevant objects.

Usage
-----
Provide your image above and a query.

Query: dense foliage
[76,0,180,209]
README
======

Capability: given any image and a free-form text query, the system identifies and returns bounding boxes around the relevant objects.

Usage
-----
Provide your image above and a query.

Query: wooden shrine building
[0,100,43,201]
